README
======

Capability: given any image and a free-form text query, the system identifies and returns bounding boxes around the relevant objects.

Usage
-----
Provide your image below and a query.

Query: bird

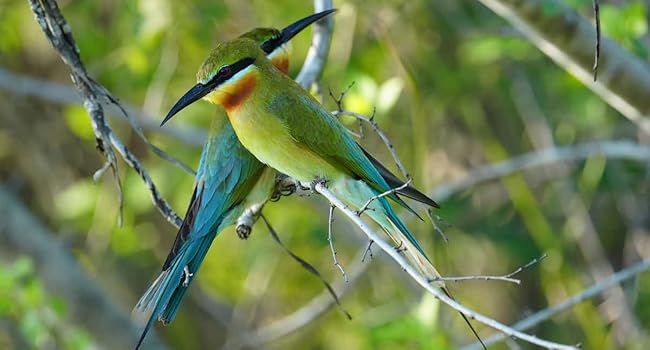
[160,30,485,349]
[132,10,337,350]
[160,35,442,283]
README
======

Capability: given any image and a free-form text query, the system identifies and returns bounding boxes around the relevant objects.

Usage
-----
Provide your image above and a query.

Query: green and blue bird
[132,10,337,349]
[160,18,485,347]
[161,34,442,286]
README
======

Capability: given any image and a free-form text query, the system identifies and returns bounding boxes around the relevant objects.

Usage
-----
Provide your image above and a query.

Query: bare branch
[362,240,374,262]
[592,0,600,81]
[432,140,650,203]
[261,214,351,320]
[28,0,182,228]
[295,0,335,89]
[328,205,348,282]
[312,181,579,350]
[333,109,411,180]
[430,254,547,285]
[356,179,412,216]
[463,259,650,350]
[477,0,650,134]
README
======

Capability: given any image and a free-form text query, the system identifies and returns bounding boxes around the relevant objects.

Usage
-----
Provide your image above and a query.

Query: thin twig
[432,141,650,203]
[463,259,650,350]
[431,254,547,285]
[260,214,351,319]
[328,82,356,112]
[477,0,650,135]
[425,208,449,242]
[332,109,411,180]
[328,205,348,282]
[592,0,600,81]
[108,133,182,228]
[356,179,412,215]
[313,181,579,350]
[238,139,650,347]
[29,0,183,228]
[362,240,374,262]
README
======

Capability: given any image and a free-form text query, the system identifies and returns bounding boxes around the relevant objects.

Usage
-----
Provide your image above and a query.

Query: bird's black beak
[160,83,213,126]
[263,8,336,53]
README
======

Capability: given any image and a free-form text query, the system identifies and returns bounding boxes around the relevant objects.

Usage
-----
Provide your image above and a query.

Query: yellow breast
[227,101,341,183]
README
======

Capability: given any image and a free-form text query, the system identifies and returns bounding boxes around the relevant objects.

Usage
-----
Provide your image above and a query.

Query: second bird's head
[161,9,335,126]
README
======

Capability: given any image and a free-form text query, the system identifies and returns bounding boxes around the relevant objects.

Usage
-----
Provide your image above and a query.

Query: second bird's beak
[160,8,336,126]
[269,8,336,53]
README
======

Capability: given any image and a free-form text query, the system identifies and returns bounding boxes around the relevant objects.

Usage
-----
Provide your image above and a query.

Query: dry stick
[356,179,412,216]
[295,0,334,88]
[328,205,348,282]
[332,109,412,180]
[592,0,600,81]
[463,259,650,350]
[242,140,650,346]
[431,254,547,285]
[109,133,182,227]
[362,240,374,262]
[29,0,184,228]
[260,215,351,320]
[477,0,650,135]
[313,181,579,350]
[431,140,650,203]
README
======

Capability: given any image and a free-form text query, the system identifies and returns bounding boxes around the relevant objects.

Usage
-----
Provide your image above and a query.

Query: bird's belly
[227,111,341,183]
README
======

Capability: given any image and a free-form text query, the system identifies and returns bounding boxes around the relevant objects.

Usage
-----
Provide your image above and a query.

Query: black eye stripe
[205,57,256,88]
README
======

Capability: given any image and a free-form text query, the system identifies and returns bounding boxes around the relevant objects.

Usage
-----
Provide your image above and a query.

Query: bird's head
[241,27,288,73]
[161,9,335,125]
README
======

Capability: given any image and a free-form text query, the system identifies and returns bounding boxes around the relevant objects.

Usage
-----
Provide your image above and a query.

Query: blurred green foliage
[0,257,94,349]
[0,0,649,349]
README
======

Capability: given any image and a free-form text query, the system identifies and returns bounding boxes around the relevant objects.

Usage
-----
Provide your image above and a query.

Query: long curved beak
[160,83,212,126]
[276,9,336,47]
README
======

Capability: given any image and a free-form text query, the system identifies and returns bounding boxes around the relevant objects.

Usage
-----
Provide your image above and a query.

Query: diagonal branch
[313,181,579,350]
[462,259,650,350]
[295,0,335,89]
[432,140,650,203]
[29,0,183,228]
[477,0,650,135]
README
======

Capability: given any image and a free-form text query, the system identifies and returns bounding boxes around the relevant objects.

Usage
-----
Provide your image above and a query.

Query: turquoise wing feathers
[133,122,266,349]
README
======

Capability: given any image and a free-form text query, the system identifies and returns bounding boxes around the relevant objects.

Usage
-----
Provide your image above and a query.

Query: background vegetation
[0,0,648,349]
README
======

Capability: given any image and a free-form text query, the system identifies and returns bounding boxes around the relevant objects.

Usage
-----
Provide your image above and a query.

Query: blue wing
[133,121,266,349]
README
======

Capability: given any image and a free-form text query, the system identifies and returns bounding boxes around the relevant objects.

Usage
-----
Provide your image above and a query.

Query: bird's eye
[218,66,232,78]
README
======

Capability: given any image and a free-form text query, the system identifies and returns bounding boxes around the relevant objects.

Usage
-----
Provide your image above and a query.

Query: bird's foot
[271,175,298,201]
[394,241,407,254]
[310,176,328,192]
[236,224,252,240]
[182,266,194,287]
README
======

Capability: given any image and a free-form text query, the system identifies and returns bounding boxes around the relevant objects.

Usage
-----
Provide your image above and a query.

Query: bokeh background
[1,0,649,349]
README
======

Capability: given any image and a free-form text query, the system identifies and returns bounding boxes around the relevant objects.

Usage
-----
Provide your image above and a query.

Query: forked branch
[312,181,579,350]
